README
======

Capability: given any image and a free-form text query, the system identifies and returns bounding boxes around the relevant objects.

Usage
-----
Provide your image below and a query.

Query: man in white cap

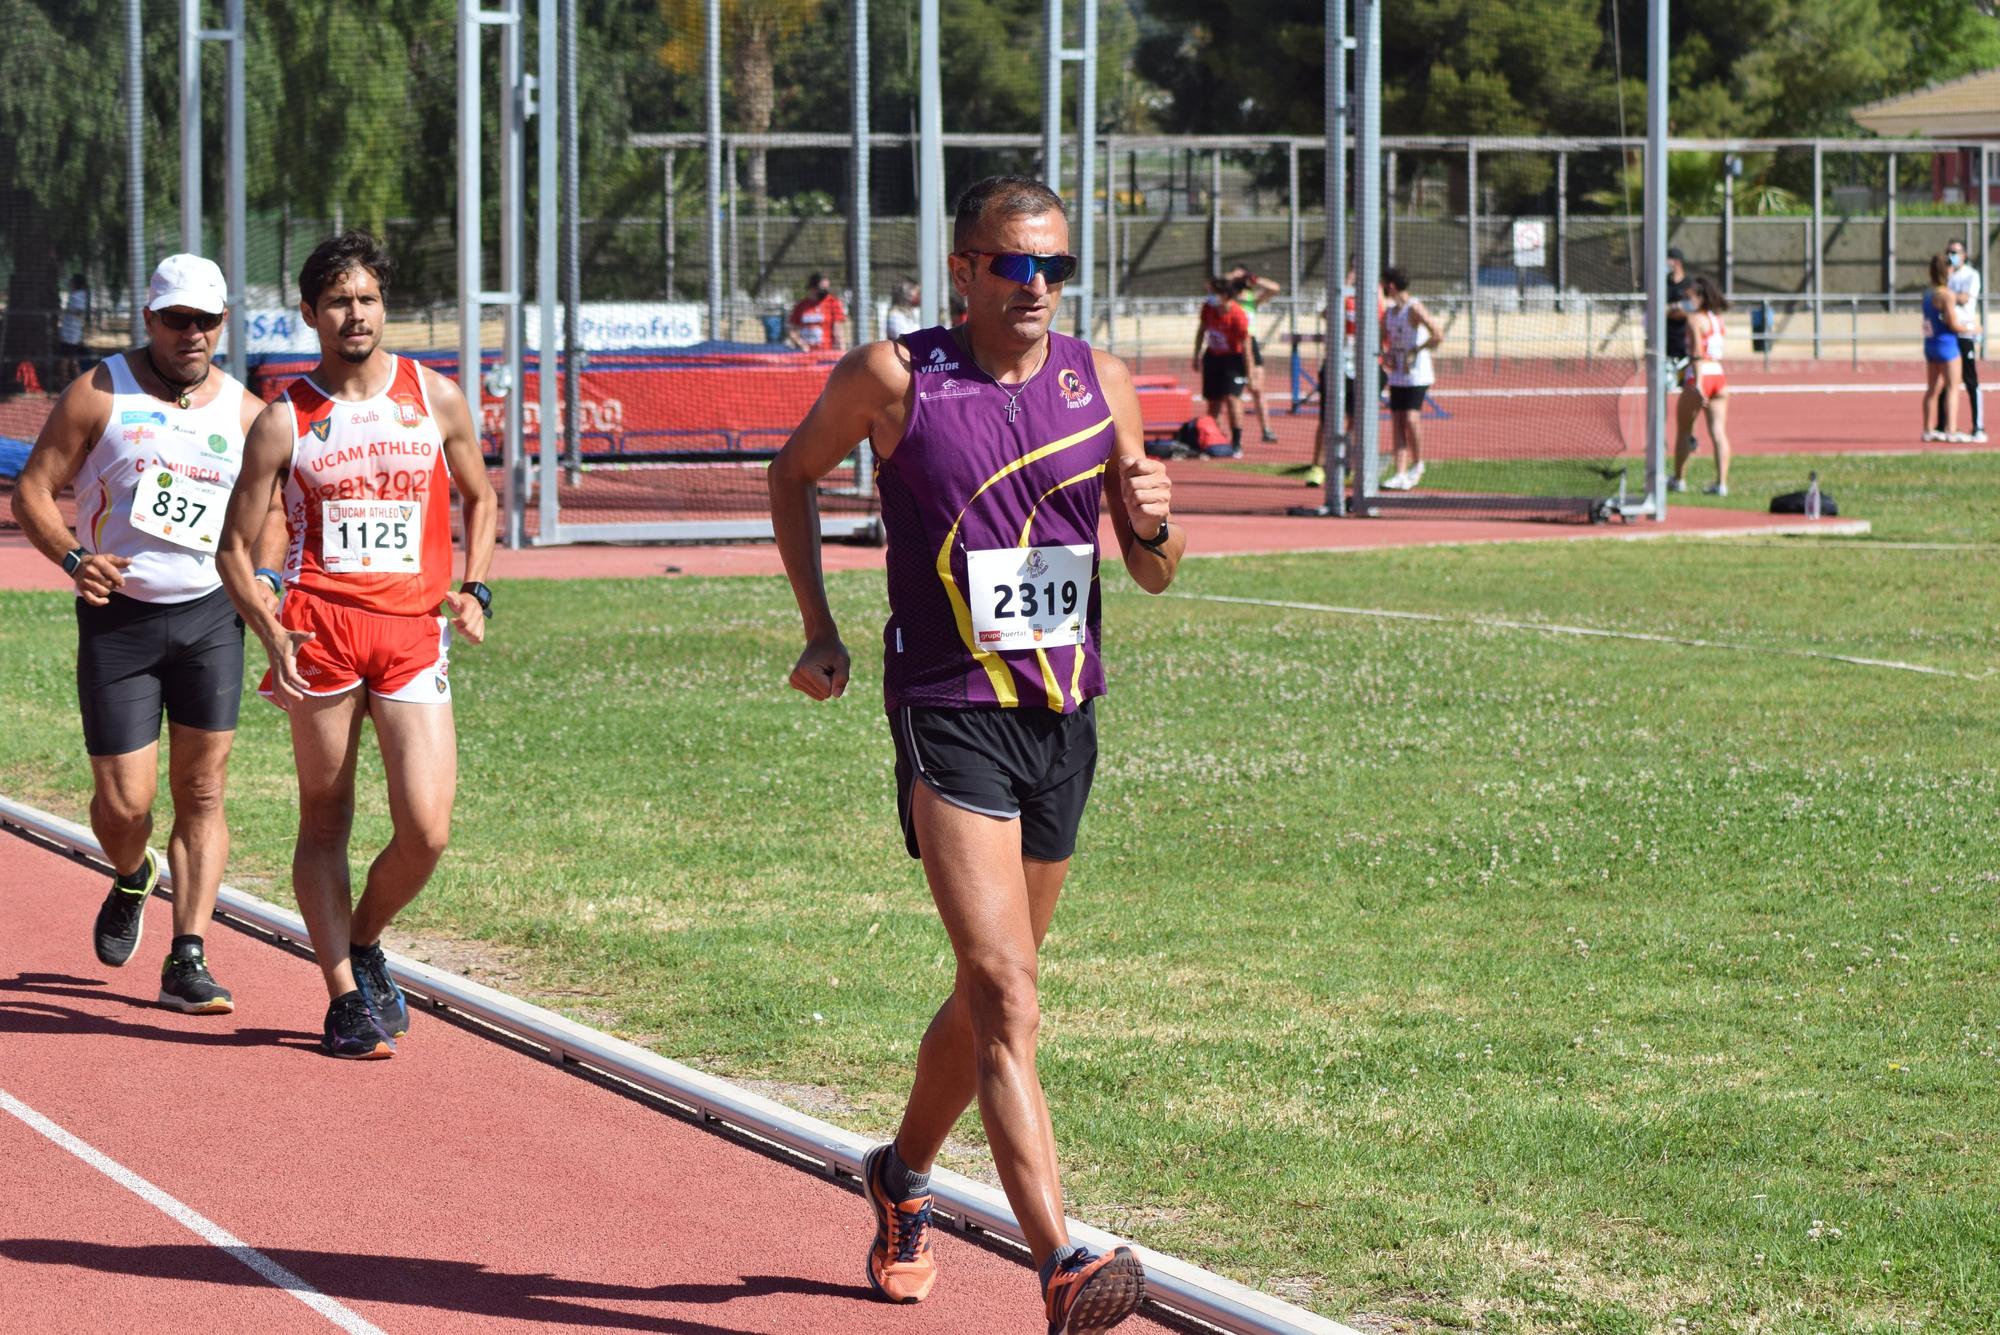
[10,254,283,1013]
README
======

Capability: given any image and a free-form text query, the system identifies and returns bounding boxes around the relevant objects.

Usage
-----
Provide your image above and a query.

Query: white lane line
[1162,591,1999,682]
[0,1087,388,1335]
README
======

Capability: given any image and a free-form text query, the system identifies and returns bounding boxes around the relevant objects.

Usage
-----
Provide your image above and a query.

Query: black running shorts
[1201,352,1248,403]
[76,587,245,756]
[1386,384,1429,413]
[891,701,1098,862]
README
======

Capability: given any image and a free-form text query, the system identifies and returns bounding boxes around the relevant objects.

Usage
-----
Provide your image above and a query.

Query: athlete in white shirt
[10,254,284,1013]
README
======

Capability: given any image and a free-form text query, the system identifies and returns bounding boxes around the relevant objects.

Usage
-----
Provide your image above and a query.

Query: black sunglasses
[955,251,1079,286]
[155,309,225,333]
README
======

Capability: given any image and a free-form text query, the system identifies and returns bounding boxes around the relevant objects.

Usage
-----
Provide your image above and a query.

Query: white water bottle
[1805,470,1821,521]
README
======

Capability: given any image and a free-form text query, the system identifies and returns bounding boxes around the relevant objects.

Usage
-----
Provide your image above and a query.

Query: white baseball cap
[147,254,228,314]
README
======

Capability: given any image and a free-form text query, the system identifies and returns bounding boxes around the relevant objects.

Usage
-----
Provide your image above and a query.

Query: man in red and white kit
[218,232,497,1059]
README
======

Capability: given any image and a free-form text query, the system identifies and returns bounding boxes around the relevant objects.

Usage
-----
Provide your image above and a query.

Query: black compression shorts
[76,586,244,756]
[1201,353,1248,403]
[891,700,1098,862]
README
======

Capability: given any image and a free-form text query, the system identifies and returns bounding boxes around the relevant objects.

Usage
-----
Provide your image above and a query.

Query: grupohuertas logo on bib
[918,344,960,374]
[1057,368,1094,410]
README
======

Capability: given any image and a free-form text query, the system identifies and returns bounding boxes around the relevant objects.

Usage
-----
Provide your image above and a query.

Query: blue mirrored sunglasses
[955,251,1079,286]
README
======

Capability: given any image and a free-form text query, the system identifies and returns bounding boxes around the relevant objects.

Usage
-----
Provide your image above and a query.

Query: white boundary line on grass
[0,795,1359,1335]
[1164,592,1999,682]
[0,1086,388,1335]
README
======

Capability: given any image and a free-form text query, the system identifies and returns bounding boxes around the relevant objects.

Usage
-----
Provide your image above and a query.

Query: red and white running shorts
[259,588,453,706]
[1683,365,1727,400]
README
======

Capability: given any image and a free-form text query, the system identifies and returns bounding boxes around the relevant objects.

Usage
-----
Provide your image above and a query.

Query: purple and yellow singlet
[879,326,1114,714]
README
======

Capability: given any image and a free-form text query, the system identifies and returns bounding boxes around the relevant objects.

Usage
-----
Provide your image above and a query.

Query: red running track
[0,837,1182,1335]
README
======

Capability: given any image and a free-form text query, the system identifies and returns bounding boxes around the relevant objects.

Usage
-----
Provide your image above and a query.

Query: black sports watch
[61,546,89,576]
[1136,520,1171,554]
[461,580,494,619]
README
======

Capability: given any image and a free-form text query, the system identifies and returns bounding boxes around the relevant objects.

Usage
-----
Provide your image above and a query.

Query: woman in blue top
[1923,252,1975,442]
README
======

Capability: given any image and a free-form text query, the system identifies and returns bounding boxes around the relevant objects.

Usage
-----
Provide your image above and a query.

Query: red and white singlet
[279,355,453,616]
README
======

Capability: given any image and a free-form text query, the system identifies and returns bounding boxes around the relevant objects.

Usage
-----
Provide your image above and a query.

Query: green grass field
[2,450,1997,1333]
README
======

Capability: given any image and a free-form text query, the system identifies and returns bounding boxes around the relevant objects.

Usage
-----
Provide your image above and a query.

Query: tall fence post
[500,0,524,549]
[1384,149,1396,266]
[1555,149,1567,305]
[849,0,870,343]
[1325,0,1347,514]
[1644,0,1666,518]
[537,0,559,541]
[1722,162,1734,295]
[1208,150,1222,275]
[127,0,145,342]
[1465,141,1478,359]
[1354,0,1382,507]
[1885,149,1897,310]
[180,0,201,253]
[704,0,723,341]
[1043,0,1061,183]
[1811,141,1823,360]
[561,0,581,478]
[1287,140,1301,375]
[1982,145,1992,364]
[458,1,482,408]
[1104,135,1118,351]
[224,0,244,372]
[917,0,942,327]
[1075,0,1098,341]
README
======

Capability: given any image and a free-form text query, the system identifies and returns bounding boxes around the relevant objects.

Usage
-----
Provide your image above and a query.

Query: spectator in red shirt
[1193,275,1251,457]
[788,273,848,351]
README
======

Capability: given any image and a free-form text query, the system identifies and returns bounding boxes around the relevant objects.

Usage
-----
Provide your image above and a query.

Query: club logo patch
[1057,368,1094,410]
[122,411,166,426]
[918,344,960,374]
[393,395,425,429]
[156,471,174,488]
[207,433,230,455]
[1024,548,1050,579]
[308,417,332,441]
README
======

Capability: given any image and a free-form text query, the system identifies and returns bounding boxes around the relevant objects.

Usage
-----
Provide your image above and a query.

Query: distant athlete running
[10,254,280,1013]
[1669,275,1733,496]
[217,232,497,1059]
[771,175,1184,1334]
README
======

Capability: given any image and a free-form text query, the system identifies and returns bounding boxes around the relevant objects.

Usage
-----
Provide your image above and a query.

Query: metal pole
[1555,150,1568,302]
[1981,146,1991,353]
[225,0,245,374]
[1644,0,1666,517]
[1722,165,1735,296]
[127,0,146,342]
[726,140,739,339]
[1104,136,1118,352]
[1384,149,1396,266]
[1208,151,1222,275]
[1042,0,1061,183]
[851,0,871,343]
[1325,0,1347,514]
[1074,0,1097,341]
[1287,140,1301,373]
[538,0,559,542]
[1354,0,1381,507]
[181,0,201,254]
[664,149,678,297]
[1885,150,1896,310]
[501,0,525,550]
[562,0,580,474]
[918,0,943,327]
[459,1,482,415]
[1465,142,1478,359]
[1811,141,1823,359]
[704,0,723,341]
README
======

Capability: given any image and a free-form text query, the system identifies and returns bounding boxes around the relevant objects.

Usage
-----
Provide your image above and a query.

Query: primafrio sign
[524,303,706,351]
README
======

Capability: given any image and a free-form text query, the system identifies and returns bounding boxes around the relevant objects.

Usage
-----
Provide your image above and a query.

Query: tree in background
[658,0,821,224]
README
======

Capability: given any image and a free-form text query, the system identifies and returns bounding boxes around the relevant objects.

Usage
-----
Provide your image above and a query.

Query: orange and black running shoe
[1042,1244,1146,1335]
[861,1142,939,1303]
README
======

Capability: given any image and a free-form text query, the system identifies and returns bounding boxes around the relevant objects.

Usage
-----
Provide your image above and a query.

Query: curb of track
[0,792,1360,1335]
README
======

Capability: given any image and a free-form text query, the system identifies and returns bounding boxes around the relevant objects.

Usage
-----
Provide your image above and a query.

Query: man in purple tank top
[772,175,1184,1334]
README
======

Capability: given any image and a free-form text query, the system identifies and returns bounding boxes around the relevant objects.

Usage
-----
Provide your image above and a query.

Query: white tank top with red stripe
[72,353,248,603]
[280,355,454,616]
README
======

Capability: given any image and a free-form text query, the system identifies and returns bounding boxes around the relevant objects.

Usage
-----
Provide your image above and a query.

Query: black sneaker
[322,990,395,1060]
[350,941,409,1038]
[92,849,160,967]
[158,945,234,1015]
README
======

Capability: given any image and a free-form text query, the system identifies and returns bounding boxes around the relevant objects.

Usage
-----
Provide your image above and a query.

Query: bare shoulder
[828,337,913,405]
[418,360,471,414]
[1090,345,1135,391]
[40,358,117,441]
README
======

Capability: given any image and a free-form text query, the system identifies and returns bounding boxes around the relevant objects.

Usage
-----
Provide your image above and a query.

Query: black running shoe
[350,941,409,1038]
[92,849,160,967]
[322,990,395,1060]
[158,946,234,1015]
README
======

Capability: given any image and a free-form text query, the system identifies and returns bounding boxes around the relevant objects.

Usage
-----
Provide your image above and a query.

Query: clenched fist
[1118,453,1171,542]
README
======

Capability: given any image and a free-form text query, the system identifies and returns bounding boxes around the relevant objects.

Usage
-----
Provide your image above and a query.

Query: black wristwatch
[461,580,494,619]
[1136,520,1171,554]
[61,546,89,576]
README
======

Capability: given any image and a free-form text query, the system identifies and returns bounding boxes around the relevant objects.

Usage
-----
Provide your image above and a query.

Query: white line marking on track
[1162,591,1999,681]
[0,1086,389,1335]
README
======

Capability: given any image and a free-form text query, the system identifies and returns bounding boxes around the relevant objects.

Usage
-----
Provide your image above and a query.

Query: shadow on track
[0,973,318,1051]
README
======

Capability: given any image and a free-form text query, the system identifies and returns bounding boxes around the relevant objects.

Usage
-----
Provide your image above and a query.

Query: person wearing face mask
[1922,251,1978,444]
[788,272,849,352]
[1934,239,1984,443]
